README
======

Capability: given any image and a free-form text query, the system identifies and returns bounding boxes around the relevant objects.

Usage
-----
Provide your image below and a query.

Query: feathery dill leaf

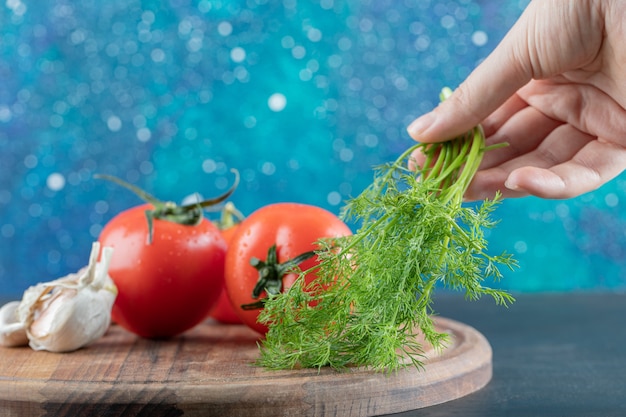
[257,88,517,372]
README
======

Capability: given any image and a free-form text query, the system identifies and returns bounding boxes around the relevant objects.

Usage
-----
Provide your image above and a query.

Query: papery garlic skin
[26,279,116,352]
[15,242,118,353]
[0,301,28,347]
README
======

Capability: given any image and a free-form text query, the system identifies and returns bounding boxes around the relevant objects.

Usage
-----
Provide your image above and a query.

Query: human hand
[406,0,626,200]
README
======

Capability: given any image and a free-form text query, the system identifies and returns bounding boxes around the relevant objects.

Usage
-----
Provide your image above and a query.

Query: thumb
[407,6,536,143]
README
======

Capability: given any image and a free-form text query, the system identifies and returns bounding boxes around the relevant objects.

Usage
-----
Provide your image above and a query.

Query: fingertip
[407,148,425,171]
[407,88,487,143]
[503,177,521,192]
[506,167,568,199]
[465,169,529,201]
[406,112,436,141]
[505,168,535,195]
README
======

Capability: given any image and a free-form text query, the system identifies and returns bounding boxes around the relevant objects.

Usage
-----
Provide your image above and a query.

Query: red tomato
[224,203,352,334]
[208,225,243,324]
[99,203,227,338]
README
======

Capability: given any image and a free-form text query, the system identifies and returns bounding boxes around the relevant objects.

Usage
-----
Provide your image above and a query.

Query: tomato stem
[215,202,245,230]
[241,244,315,310]
[95,170,240,243]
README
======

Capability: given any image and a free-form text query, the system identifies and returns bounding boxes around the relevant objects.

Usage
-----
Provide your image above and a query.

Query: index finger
[407,12,534,143]
[408,52,530,143]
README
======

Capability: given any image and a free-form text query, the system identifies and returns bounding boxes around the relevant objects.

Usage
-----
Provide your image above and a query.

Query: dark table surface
[2,292,625,417]
[395,292,626,417]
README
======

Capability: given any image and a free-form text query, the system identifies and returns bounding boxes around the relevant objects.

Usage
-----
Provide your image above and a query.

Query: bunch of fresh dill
[257,88,517,372]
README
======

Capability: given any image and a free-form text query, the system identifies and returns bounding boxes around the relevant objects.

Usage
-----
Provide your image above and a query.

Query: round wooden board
[0,317,491,417]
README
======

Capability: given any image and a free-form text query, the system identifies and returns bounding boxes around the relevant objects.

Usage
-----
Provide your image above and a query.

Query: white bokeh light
[268,93,287,112]
[46,173,66,191]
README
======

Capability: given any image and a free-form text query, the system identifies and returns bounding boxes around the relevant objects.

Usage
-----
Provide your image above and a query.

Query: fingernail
[504,178,519,191]
[407,113,435,138]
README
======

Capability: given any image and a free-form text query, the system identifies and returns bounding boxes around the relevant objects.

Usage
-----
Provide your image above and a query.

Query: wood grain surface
[0,317,491,417]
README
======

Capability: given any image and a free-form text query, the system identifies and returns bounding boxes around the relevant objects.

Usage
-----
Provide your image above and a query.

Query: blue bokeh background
[1,0,625,298]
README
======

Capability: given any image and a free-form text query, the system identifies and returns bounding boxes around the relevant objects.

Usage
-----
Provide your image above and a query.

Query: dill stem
[416,274,437,308]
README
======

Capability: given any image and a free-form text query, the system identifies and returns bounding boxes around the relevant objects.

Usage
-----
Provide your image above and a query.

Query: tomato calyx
[240,244,315,311]
[95,170,239,243]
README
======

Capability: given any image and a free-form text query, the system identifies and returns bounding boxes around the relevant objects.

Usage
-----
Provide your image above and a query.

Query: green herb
[257,88,517,372]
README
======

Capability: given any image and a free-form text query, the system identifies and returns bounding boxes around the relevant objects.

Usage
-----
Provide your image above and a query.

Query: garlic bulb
[0,301,28,347]
[0,242,117,353]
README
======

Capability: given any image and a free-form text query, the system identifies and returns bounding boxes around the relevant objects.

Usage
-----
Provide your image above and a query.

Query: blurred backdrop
[1,0,625,298]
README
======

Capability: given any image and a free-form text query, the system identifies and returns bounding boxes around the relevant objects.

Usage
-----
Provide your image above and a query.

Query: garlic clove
[0,301,28,347]
[14,242,118,353]
[27,282,116,353]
